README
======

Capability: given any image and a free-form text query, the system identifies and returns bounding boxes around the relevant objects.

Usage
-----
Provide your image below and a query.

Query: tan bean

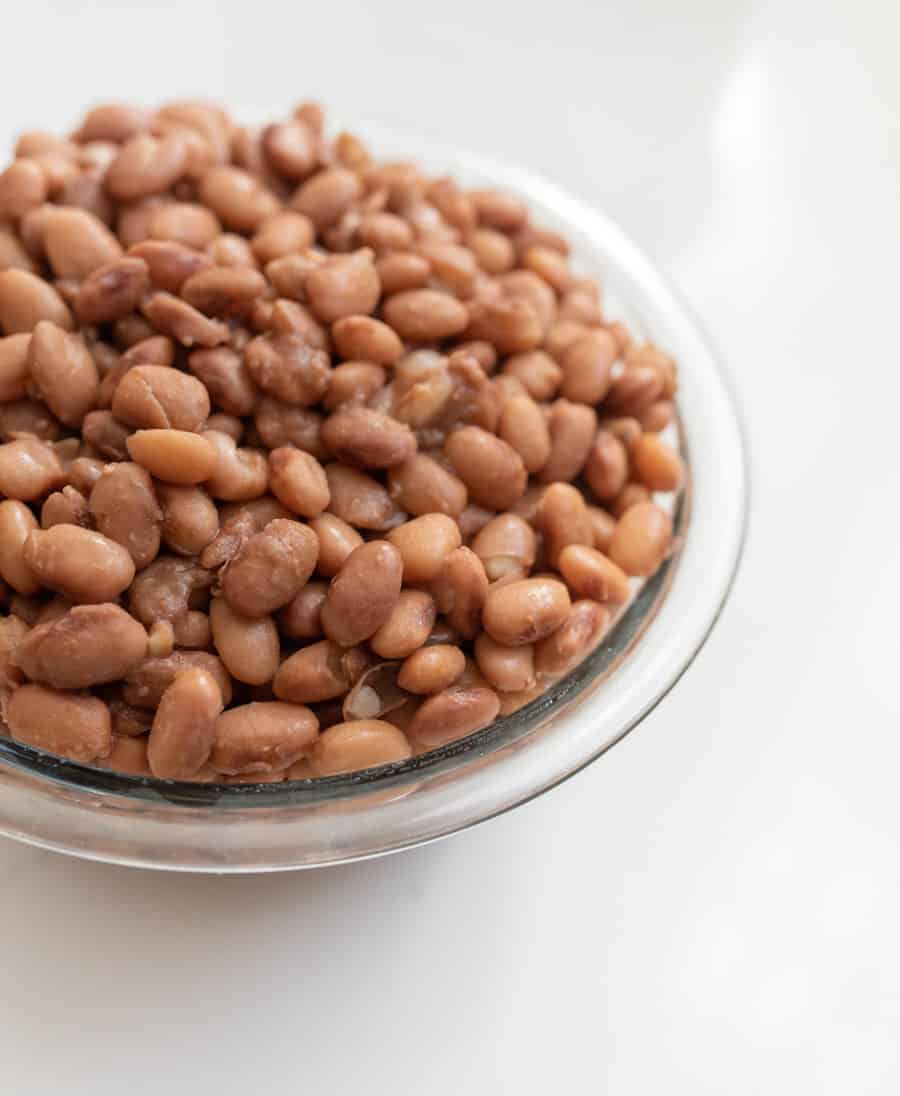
[147,667,222,779]
[537,482,594,568]
[0,269,73,334]
[304,249,380,324]
[13,602,147,688]
[99,735,150,776]
[539,400,597,483]
[321,540,403,646]
[482,577,571,646]
[497,394,551,474]
[105,696,153,739]
[26,321,98,428]
[171,609,211,649]
[75,103,149,143]
[141,291,229,348]
[584,429,628,501]
[466,294,543,354]
[278,580,328,640]
[469,188,527,231]
[106,132,187,201]
[444,425,527,510]
[607,501,673,576]
[330,315,402,366]
[398,644,465,695]
[0,333,31,402]
[112,363,210,432]
[180,265,267,317]
[430,545,489,639]
[211,701,318,775]
[387,513,461,584]
[325,463,396,530]
[324,361,386,411]
[260,119,317,181]
[129,239,214,292]
[558,287,603,325]
[188,346,257,416]
[386,454,467,518]
[149,201,221,249]
[222,519,317,617]
[474,633,535,693]
[630,433,684,492]
[203,429,268,500]
[534,599,610,679]
[588,506,617,552]
[0,225,37,273]
[65,456,105,494]
[290,166,362,230]
[127,428,218,484]
[254,397,324,457]
[559,329,616,404]
[320,406,416,470]
[0,158,48,219]
[123,649,232,709]
[471,513,537,569]
[251,210,315,264]
[408,685,500,748]
[25,524,135,602]
[156,484,219,556]
[209,596,280,685]
[383,289,469,342]
[267,446,329,518]
[273,639,355,703]
[375,251,431,294]
[605,365,664,415]
[307,513,361,578]
[466,227,515,273]
[198,165,279,232]
[0,500,41,594]
[637,399,674,433]
[610,483,652,518]
[7,684,111,763]
[43,207,121,279]
[456,503,496,540]
[88,462,162,569]
[0,437,62,500]
[600,415,642,449]
[416,241,478,296]
[310,719,411,775]
[74,256,149,326]
[244,332,330,407]
[558,543,630,605]
[369,589,436,659]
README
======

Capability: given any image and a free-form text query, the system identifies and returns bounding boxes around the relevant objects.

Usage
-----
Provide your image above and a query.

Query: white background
[1,1,898,1092]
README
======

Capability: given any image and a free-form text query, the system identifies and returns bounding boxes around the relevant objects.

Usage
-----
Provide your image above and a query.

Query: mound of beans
[0,99,683,784]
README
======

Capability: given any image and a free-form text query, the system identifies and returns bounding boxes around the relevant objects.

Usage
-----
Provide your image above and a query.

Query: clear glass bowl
[0,130,748,872]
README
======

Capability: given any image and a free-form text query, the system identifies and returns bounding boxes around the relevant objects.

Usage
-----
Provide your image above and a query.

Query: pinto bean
[26,321,98,427]
[444,426,527,510]
[6,684,111,763]
[222,519,318,617]
[408,685,500,749]
[211,701,318,775]
[88,461,162,569]
[147,668,223,780]
[320,540,403,646]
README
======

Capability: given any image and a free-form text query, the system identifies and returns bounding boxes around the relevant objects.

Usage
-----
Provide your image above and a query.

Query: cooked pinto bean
[148,668,223,779]
[606,501,673,576]
[408,685,500,749]
[244,332,330,407]
[156,484,219,556]
[211,701,318,775]
[370,588,436,659]
[482,577,571,646]
[24,524,135,602]
[209,595,280,685]
[431,546,489,639]
[444,426,527,510]
[311,719,411,775]
[112,364,210,432]
[127,428,218,484]
[387,513,461,584]
[387,454,467,518]
[7,684,111,763]
[123,649,232,709]
[222,519,318,617]
[534,599,610,679]
[0,500,42,594]
[321,540,403,646]
[324,463,395,530]
[0,437,62,501]
[321,406,416,469]
[88,461,162,569]
[27,321,98,427]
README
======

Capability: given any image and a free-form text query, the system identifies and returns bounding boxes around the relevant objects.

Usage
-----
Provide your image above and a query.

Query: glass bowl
[0,129,748,872]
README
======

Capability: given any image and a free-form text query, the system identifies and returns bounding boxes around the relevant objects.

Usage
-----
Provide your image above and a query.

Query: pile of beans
[0,100,683,783]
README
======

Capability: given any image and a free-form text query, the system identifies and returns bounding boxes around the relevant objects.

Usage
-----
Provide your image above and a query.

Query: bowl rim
[0,126,749,869]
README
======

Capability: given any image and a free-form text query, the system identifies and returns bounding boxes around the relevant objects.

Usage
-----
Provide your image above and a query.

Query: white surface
[0,0,897,1091]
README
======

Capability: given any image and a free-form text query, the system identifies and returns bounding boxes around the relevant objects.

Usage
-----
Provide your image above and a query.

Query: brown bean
[0,499,41,594]
[254,397,324,457]
[357,210,413,251]
[331,315,403,365]
[398,644,465,695]
[466,294,542,354]
[273,639,356,703]
[369,589,436,659]
[309,513,363,577]
[600,415,642,450]
[0,158,48,219]
[310,719,411,775]
[375,251,431,294]
[560,329,616,404]
[198,165,279,232]
[382,289,468,342]
[416,241,478,296]
[222,518,317,617]
[75,103,148,143]
[26,321,98,428]
[129,239,214,292]
[605,365,664,415]
[609,483,651,518]
[0,269,73,334]
[537,482,594,567]
[497,394,551,474]
[147,201,221,250]
[482,577,571,646]
[387,453,467,518]
[244,332,330,407]
[127,428,218,484]
[290,166,362,230]
[13,602,147,689]
[637,399,674,433]
[251,210,315,264]
[25,524,135,602]
[267,446,329,518]
[141,291,229,348]
[180,265,266,317]
[156,484,219,556]
[0,333,32,402]
[324,361,386,411]
[0,226,37,273]
[209,596,280,685]
[0,437,62,500]
[386,513,461,584]
[203,429,268,500]
[534,599,610,679]
[474,634,535,693]
[7,684,111,763]
[539,400,597,483]
[584,429,628,501]
[43,207,122,279]
[112,364,210,432]
[88,462,162,569]
[98,736,150,776]
[558,542,631,605]
[607,501,673,576]
[278,580,328,640]
[320,406,416,469]
[588,506,617,553]
[466,227,515,273]
[444,425,527,510]
[471,513,537,568]
[457,503,495,541]
[147,667,223,780]
[188,346,257,416]
[171,609,211,649]
[123,649,232,709]
[66,456,105,494]
[408,685,500,749]
[106,132,187,201]
[430,545,489,639]
[325,463,395,530]
[75,256,150,326]
[305,249,380,324]
[321,540,403,646]
[470,189,527,231]
[630,433,684,492]
[211,701,318,775]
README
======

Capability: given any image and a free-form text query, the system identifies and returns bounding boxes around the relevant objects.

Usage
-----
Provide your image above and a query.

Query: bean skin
[221,519,318,617]
[24,524,135,603]
[320,540,403,646]
[148,668,223,780]
[209,596,280,685]
[6,684,111,763]
[606,501,673,577]
[482,577,571,646]
[311,720,411,775]
[408,686,500,749]
[211,701,319,775]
